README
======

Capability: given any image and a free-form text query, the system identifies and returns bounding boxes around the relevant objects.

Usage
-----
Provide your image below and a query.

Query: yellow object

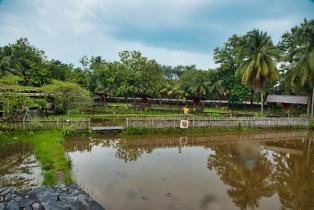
[183,107,189,114]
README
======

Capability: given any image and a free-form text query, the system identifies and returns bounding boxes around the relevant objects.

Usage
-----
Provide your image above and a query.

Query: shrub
[310,120,314,129]
[56,106,66,114]
[60,124,76,136]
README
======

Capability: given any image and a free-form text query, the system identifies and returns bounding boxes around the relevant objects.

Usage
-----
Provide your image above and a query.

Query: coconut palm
[235,29,282,116]
[285,19,314,118]
[0,45,23,77]
[188,74,211,96]
[169,84,190,105]
[208,79,225,99]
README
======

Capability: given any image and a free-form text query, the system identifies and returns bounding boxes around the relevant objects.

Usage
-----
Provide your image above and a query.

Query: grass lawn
[59,104,262,119]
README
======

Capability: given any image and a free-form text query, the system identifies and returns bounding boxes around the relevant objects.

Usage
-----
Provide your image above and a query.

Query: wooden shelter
[185,96,205,112]
[266,95,308,116]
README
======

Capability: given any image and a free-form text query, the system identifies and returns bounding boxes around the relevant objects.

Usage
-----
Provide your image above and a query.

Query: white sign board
[180,120,189,128]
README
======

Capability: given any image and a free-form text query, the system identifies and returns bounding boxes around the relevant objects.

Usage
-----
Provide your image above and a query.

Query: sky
[0,0,314,70]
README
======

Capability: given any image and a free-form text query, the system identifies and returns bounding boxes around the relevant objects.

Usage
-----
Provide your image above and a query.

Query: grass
[4,130,73,185]
[61,106,237,119]
[121,126,264,135]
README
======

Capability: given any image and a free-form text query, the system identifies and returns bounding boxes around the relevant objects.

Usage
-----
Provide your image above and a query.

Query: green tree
[11,38,49,86]
[41,80,91,112]
[117,51,164,100]
[214,35,251,104]
[188,70,211,96]
[282,19,314,118]
[235,29,282,116]
[46,60,73,82]
[0,45,23,77]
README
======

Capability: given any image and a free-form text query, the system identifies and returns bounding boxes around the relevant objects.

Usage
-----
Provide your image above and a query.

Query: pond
[65,131,314,210]
[0,142,42,190]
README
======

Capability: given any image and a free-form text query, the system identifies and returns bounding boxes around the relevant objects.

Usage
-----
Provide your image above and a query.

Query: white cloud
[251,19,294,43]
[0,0,313,70]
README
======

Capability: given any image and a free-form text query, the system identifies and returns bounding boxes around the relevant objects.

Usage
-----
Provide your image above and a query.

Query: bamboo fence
[2,118,90,131]
[126,117,310,129]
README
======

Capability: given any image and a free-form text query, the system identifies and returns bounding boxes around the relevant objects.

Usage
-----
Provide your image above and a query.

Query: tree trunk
[311,86,314,119]
[307,94,310,115]
[261,92,264,117]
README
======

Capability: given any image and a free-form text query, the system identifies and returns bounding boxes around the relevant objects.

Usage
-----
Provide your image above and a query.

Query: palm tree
[0,45,23,77]
[188,74,211,96]
[235,29,282,116]
[208,79,225,99]
[286,19,314,118]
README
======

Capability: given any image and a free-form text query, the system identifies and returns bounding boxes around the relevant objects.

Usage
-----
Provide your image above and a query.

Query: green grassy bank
[2,130,72,186]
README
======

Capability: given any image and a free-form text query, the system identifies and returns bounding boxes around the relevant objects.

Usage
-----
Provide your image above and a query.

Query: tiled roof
[266,95,308,104]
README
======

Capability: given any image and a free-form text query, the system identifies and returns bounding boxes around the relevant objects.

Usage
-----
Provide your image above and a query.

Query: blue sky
[0,0,313,69]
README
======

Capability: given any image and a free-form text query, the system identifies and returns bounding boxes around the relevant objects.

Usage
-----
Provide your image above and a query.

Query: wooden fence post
[193,116,195,128]
[88,118,91,130]
[22,118,25,130]
[265,118,267,130]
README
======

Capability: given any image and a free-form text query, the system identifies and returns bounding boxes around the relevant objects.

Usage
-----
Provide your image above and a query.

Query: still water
[0,142,42,190]
[65,131,314,210]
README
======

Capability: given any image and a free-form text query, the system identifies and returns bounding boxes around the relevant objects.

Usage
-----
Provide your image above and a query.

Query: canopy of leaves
[41,80,91,111]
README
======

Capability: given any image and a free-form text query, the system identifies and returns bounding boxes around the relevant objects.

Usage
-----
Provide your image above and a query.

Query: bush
[60,124,76,136]
[310,120,314,129]
[56,106,66,114]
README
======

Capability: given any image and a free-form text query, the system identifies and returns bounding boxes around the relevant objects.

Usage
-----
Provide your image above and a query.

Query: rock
[0,203,5,209]
[7,199,19,210]
[5,193,12,201]
[0,184,105,210]
[0,188,11,196]
[31,202,45,210]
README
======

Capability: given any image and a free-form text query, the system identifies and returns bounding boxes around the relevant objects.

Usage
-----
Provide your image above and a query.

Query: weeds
[60,124,76,136]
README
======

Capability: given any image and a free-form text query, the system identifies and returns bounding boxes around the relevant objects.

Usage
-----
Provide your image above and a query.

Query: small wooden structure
[132,93,152,108]
[93,93,109,106]
[185,96,205,113]
[266,95,308,116]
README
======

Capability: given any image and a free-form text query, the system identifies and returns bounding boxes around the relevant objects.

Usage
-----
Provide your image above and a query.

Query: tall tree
[235,29,282,116]
[283,19,314,118]
[11,38,49,86]
[214,35,251,105]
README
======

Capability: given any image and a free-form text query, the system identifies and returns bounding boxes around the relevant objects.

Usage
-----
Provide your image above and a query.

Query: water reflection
[273,139,314,210]
[65,131,313,210]
[0,142,42,190]
[208,142,276,209]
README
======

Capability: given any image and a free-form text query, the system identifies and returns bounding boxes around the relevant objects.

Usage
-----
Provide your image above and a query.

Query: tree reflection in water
[273,139,314,210]
[0,143,40,190]
[207,142,276,210]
